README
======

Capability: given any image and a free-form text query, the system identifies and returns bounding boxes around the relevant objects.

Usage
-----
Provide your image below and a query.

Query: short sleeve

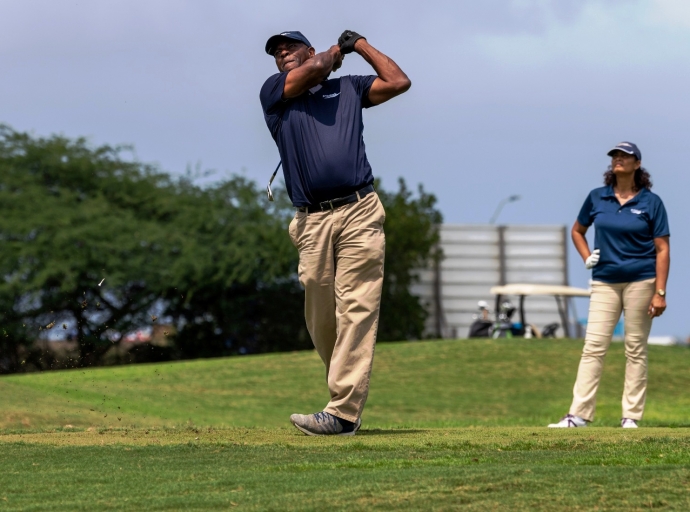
[651,197,670,238]
[577,192,595,227]
[260,73,288,115]
[259,73,288,139]
[348,75,377,108]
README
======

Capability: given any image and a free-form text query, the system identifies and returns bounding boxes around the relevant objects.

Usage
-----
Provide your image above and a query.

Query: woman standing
[549,142,670,428]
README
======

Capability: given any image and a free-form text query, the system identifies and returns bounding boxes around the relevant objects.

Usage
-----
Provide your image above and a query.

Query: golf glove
[338,30,365,54]
[585,249,600,269]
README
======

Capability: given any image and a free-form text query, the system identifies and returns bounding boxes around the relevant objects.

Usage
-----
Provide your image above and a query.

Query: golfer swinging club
[260,30,410,435]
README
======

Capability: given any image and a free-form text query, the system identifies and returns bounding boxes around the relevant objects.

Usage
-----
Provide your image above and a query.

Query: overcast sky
[2,0,689,337]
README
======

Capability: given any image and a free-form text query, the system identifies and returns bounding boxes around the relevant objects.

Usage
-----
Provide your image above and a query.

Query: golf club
[266,161,282,201]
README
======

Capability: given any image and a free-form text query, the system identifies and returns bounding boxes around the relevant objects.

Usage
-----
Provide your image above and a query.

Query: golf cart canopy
[489,284,590,297]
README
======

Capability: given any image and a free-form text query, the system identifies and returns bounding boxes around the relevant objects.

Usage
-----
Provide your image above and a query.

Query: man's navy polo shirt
[260,72,377,207]
[577,186,670,283]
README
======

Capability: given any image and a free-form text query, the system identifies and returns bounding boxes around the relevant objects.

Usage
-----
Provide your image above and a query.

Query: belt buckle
[320,200,334,211]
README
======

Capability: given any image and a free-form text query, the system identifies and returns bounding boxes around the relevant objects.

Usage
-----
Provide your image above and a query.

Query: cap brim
[607,147,636,157]
[265,35,284,55]
[265,34,310,55]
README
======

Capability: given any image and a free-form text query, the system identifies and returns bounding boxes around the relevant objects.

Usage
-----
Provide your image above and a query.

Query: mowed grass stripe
[2,428,690,511]
[2,339,690,430]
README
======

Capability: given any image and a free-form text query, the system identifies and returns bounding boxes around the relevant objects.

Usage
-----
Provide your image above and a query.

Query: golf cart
[469,284,591,339]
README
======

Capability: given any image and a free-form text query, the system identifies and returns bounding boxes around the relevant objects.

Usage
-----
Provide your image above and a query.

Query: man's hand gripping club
[337,30,411,105]
[338,30,366,54]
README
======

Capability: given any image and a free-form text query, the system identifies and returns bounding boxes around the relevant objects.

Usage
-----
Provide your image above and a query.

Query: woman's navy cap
[607,141,642,160]
[265,31,312,56]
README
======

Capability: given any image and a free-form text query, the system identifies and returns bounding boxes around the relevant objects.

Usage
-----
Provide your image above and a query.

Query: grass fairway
[2,339,690,510]
[2,428,690,510]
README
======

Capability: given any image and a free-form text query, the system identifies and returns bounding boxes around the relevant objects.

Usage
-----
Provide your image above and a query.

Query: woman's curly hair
[604,165,653,191]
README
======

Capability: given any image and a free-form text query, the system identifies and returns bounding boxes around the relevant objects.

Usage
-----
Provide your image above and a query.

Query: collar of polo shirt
[602,185,648,204]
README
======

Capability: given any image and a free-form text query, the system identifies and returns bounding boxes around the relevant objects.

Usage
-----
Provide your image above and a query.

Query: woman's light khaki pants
[569,278,656,421]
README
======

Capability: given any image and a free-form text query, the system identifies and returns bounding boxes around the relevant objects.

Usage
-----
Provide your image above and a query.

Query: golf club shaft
[267,160,282,202]
[269,161,282,185]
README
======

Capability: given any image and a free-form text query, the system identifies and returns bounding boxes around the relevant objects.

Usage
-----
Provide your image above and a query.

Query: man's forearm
[283,46,343,99]
[353,39,410,105]
[355,39,408,85]
[312,46,342,77]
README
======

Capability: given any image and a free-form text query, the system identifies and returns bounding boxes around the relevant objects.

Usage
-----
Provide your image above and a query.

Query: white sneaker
[621,418,638,428]
[548,414,587,428]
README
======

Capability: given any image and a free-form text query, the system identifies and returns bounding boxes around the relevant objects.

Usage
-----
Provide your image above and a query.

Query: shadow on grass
[357,429,428,436]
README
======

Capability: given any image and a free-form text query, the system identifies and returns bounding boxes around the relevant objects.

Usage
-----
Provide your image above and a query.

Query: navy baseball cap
[607,141,641,160]
[265,31,311,56]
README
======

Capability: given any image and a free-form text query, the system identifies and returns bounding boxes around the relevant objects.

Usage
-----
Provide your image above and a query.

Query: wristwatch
[657,289,666,297]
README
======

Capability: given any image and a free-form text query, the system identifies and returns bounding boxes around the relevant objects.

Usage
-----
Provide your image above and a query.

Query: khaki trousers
[288,192,386,422]
[570,278,656,421]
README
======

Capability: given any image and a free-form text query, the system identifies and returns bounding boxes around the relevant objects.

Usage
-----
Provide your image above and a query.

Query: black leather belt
[297,184,375,214]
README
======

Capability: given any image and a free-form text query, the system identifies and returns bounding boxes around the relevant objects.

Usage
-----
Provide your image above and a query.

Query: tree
[0,126,183,370]
[377,178,443,341]
[0,126,304,371]
[160,178,307,358]
[0,126,442,373]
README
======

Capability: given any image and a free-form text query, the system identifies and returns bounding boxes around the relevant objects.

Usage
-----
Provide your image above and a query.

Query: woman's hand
[585,249,600,269]
[648,294,667,318]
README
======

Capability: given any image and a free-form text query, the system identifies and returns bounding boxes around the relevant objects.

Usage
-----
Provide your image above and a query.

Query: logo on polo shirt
[630,209,643,214]
[323,92,340,99]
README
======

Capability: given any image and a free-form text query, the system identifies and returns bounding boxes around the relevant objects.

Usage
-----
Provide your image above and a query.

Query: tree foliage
[377,179,443,341]
[0,126,441,373]
[0,126,182,370]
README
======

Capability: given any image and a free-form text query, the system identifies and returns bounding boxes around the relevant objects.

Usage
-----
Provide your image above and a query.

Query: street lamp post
[489,195,521,224]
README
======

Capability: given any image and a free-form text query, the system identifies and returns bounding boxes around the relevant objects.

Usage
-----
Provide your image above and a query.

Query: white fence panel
[413,224,573,339]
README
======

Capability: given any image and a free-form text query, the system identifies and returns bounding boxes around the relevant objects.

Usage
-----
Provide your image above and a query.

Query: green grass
[2,339,690,510]
[1,339,689,429]
[2,428,690,510]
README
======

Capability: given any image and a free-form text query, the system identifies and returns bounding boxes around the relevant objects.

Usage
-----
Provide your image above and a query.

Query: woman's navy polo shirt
[577,186,670,283]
